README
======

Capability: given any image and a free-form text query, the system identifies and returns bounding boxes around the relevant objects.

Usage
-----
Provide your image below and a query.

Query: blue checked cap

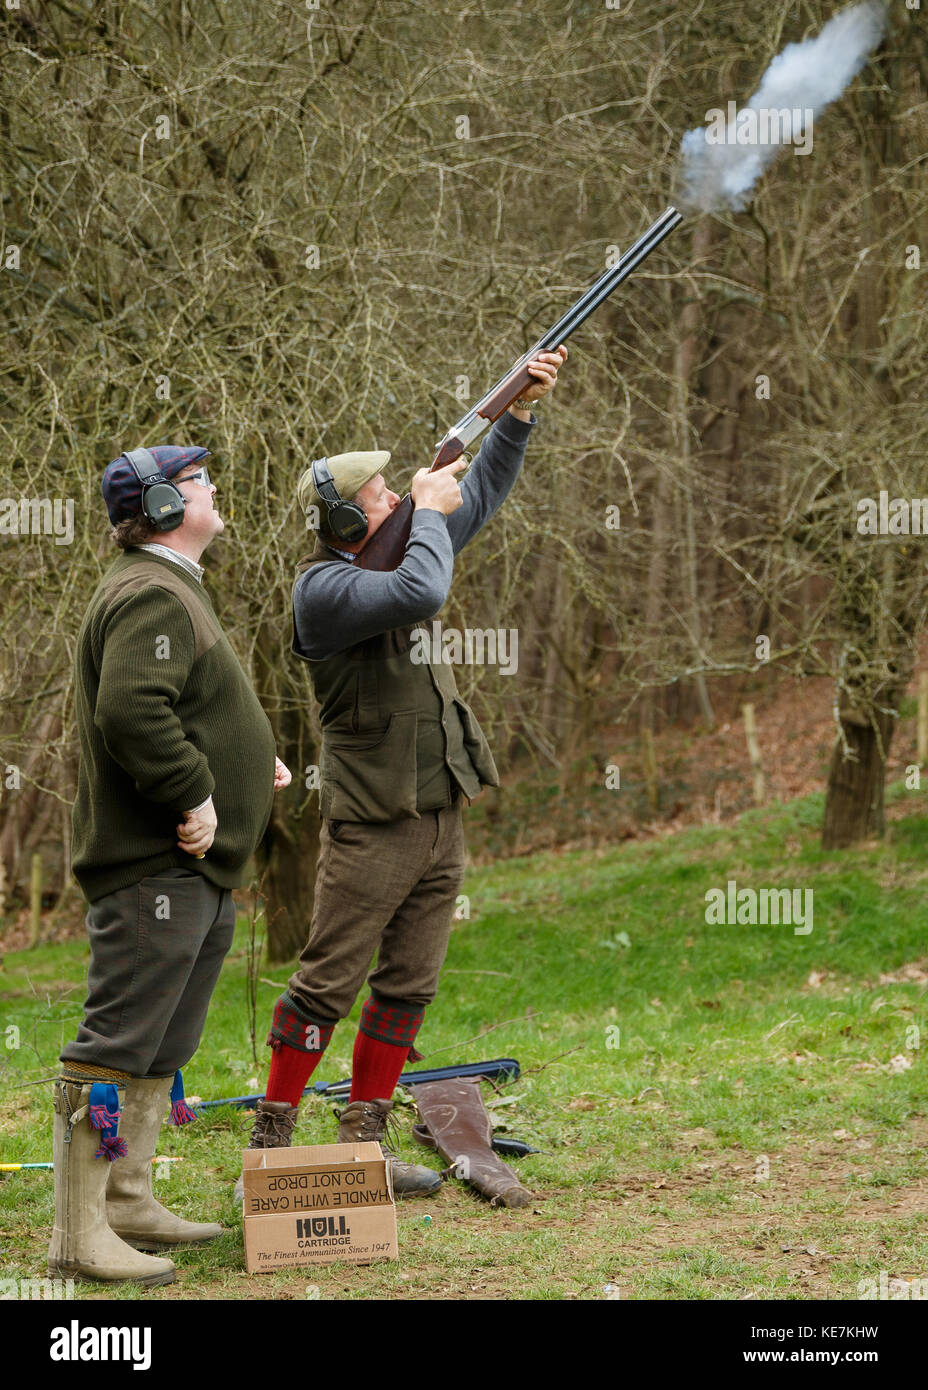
[102,445,211,524]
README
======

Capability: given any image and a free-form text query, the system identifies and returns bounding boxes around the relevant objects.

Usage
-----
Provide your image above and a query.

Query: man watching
[237,347,567,1197]
[50,445,291,1286]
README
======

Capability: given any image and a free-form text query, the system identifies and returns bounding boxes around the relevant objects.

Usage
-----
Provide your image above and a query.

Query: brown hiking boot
[233,1100,299,1206]
[337,1098,441,1197]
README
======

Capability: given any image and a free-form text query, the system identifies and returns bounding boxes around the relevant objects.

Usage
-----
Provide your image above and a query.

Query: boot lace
[356,1101,402,1155]
[249,1106,296,1149]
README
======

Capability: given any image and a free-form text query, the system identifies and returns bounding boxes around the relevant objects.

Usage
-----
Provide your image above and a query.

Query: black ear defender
[311,457,369,543]
[123,447,187,532]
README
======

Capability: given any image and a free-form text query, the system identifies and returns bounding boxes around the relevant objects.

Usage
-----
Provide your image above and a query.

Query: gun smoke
[678,1,887,214]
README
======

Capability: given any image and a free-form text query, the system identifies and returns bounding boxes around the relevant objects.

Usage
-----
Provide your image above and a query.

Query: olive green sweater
[71,550,276,902]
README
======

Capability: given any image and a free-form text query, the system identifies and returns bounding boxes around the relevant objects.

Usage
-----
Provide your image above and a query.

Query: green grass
[1,789,927,1300]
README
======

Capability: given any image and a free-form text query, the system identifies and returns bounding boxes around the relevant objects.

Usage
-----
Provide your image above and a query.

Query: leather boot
[337,1098,441,1197]
[47,1080,176,1286]
[233,1100,299,1206]
[106,1076,223,1250]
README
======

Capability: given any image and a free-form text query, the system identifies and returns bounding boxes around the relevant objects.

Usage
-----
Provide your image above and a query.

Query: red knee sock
[349,1031,410,1103]
[265,1042,325,1106]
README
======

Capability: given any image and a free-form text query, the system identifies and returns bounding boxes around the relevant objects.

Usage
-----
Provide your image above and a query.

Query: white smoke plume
[678,1,887,214]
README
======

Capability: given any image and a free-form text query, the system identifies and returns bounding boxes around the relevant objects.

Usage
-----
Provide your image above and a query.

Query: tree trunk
[258,802,319,965]
[821,51,900,853]
[674,218,715,730]
[256,702,321,965]
[253,620,320,965]
[821,708,895,848]
[639,281,676,743]
[0,710,62,901]
[639,461,671,742]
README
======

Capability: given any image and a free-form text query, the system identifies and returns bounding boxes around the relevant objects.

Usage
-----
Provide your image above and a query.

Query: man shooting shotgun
[237,208,681,1196]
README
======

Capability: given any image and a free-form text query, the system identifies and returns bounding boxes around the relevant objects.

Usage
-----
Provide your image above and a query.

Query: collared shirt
[137,542,205,584]
[322,540,357,562]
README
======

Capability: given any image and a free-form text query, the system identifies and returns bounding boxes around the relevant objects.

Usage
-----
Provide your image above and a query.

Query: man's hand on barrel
[519,344,568,404]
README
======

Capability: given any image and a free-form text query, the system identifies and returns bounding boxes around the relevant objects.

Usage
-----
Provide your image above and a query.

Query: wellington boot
[106,1076,223,1250]
[337,1098,441,1197]
[47,1080,176,1286]
[233,1100,299,1206]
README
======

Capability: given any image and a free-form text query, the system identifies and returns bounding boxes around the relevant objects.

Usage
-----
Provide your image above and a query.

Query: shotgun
[356,206,683,572]
[190,1056,521,1112]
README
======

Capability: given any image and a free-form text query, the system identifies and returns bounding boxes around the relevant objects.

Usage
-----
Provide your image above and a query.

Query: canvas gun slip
[355,205,683,573]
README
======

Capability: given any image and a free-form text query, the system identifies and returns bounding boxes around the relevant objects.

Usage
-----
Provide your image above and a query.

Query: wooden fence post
[29,852,42,947]
[641,727,659,813]
[742,703,765,806]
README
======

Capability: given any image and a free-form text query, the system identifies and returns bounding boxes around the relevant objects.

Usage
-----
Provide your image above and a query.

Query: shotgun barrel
[355,207,682,572]
[470,205,683,428]
[539,205,683,345]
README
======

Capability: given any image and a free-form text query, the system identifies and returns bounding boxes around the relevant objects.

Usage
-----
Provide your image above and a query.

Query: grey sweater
[293,410,535,660]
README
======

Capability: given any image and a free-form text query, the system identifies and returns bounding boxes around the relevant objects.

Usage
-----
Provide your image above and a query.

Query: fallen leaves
[876,960,928,986]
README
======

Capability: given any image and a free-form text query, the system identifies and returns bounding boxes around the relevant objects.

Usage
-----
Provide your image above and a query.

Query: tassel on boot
[106,1076,223,1250]
[88,1083,128,1162]
[168,1070,197,1126]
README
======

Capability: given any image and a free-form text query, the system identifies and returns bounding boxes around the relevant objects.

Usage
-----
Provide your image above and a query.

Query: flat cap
[297,450,391,522]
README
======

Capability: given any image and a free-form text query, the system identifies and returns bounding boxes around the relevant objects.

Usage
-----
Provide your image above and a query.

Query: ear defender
[122,448,187,532]
[311,457,369,543]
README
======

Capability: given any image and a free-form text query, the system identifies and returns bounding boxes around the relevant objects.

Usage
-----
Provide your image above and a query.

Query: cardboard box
[242,1141,398,1272]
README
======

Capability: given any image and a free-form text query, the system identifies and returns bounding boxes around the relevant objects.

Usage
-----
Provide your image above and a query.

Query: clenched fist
[177,796,217,857]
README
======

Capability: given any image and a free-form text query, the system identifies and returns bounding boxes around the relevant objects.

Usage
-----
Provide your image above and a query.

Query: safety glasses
[178,466,211,489]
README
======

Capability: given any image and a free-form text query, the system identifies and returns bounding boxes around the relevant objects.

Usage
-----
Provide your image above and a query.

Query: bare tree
[1,1,926,959]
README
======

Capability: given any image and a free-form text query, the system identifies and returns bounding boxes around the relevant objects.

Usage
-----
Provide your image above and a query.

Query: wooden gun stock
[354,492,416,572]
[478,361,538,423]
